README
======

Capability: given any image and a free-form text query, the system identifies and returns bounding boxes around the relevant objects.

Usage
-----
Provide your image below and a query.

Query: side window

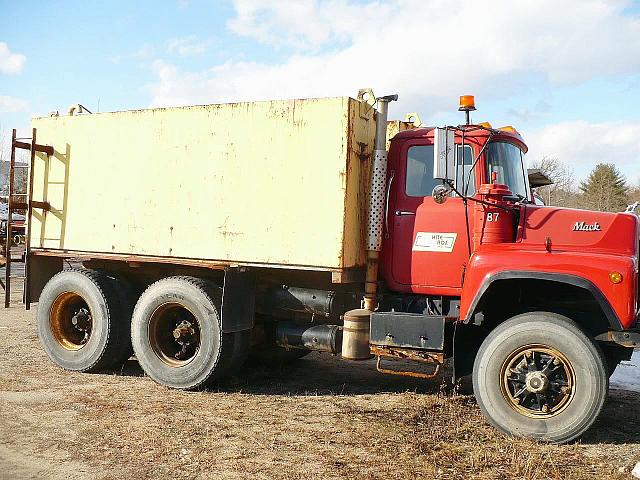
[405,144,476,197]
[455,145,475,196]
[405,145,439,197]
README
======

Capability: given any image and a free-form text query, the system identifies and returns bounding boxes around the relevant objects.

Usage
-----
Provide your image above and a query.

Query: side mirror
[433,127,456,182]
[432,184,452,204]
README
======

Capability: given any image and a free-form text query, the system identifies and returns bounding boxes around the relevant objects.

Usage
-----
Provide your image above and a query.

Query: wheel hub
[525,371,549,393]
[50,292,93,351]
[71,307,92,343]
[501,345,575,418]
[173,320,195,342]
[173,320,197,360]
[149,303,201,366]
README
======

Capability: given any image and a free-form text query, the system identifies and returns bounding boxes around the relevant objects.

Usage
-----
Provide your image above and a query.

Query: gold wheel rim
[148,303,200,367]
[500,344,576,418]
[50,292,93,351]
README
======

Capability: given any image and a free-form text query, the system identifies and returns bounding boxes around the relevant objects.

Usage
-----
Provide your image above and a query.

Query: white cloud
[526,120,640,184]
[0,42,26,75]
[148,0,640,117]
[0,95,28,113]
[226,0,384,49]
[167,36,210,56]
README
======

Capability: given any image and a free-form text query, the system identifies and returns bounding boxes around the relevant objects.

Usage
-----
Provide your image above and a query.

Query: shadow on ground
[116,351,452,396]
[114,351,640,445]
[583,388,640,445]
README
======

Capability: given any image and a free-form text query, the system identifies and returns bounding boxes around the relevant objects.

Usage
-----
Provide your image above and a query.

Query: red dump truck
[6,91,639,443]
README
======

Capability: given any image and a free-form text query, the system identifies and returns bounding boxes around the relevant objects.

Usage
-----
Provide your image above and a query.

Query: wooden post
[24,128,37,309]
[4,129,16,308]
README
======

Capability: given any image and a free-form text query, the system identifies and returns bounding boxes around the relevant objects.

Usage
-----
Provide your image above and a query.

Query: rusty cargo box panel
[29,97,376,271]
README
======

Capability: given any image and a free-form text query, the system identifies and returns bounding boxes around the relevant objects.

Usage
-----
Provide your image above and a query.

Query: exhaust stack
[342,92,397,360]
[364,93,397,311]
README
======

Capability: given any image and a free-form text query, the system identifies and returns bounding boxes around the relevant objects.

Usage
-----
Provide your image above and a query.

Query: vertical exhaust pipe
[342,93,397,360]
[363,94,397,311]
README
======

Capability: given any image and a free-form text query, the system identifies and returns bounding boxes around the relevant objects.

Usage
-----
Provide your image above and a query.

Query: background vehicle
[5,91,639,444]
[0,202,26,262]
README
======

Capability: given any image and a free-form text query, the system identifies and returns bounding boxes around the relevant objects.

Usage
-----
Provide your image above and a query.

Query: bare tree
[529,156,578,207]
[0,122,7,164]
[0,124,28,199]
[626,182,640,207]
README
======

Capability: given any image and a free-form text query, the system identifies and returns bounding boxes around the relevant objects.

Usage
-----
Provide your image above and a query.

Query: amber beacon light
[459,95,476,111]
[459,95,476,124]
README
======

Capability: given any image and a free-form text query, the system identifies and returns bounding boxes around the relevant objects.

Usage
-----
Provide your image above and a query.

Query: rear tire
[37,268,131,372]
[472,312,608,444]
[131,276,247,390]
[99,271,136,365]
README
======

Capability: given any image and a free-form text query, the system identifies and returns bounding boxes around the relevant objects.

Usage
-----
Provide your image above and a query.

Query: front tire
[472,312,608,444]
[131,276,247,390]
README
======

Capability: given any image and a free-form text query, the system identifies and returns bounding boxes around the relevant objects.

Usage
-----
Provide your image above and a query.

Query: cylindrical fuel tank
[341,309,373,360]
[473,183,515,250]
[275,323,342,354]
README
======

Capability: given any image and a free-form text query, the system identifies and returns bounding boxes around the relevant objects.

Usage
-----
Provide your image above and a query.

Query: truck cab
[383,125,530,295]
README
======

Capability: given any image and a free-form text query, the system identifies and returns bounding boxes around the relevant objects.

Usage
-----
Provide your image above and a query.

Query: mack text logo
[572,221,601,232]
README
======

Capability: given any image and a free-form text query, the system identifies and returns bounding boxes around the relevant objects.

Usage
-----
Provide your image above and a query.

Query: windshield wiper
[502,193,527,203]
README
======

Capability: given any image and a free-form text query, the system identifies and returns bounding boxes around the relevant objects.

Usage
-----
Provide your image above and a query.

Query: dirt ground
[1,279,640,480]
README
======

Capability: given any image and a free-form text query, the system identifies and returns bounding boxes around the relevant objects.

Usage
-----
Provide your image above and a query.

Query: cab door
[385,139,476,294]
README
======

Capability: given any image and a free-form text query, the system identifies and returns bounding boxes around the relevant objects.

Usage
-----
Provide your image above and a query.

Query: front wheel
[472,312,608,444]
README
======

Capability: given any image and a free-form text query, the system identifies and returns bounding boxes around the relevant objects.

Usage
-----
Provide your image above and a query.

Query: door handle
[384,170,395,238]
[395,210,415,216]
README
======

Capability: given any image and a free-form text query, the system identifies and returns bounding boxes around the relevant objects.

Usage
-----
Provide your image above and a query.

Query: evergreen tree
[579,163,629,212]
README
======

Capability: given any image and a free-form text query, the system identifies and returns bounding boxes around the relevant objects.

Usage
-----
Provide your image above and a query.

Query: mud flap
[452,321,485,380]
[221,267,256,333]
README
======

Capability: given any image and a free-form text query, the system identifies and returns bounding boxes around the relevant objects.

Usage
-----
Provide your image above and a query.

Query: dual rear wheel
[37,268,132,372]
[37,271,248,389]
[131,276,248,389]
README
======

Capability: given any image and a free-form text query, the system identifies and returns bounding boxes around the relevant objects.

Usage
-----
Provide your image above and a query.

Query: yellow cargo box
[29,96,376,273]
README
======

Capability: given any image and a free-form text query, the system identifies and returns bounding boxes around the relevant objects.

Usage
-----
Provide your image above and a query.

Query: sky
[1,0,639,185]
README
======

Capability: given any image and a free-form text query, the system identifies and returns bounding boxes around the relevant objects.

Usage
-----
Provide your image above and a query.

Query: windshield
[486,142,529,200]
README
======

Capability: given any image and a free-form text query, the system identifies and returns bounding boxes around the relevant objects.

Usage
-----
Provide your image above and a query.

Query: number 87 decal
[486,212,500,222]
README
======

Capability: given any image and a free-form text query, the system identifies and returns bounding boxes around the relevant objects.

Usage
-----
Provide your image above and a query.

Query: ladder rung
[13,140,54,155]
[13,140,31,150]
[10,201,50,211]
[9,276,25,279]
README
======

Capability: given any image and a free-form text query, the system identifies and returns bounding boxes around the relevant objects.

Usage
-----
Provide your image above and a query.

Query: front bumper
[596,330,640,348]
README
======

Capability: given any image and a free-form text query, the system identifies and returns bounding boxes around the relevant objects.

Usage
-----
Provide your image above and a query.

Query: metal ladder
[3,128,53,308]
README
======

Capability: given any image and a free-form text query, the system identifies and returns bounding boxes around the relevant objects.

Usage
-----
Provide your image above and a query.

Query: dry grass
[1,288,639,479]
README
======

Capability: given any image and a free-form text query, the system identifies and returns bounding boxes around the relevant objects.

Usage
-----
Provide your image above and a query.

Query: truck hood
[518,205,640,257]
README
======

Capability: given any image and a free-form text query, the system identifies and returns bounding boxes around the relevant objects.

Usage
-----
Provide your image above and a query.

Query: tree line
[530,157,639,212]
